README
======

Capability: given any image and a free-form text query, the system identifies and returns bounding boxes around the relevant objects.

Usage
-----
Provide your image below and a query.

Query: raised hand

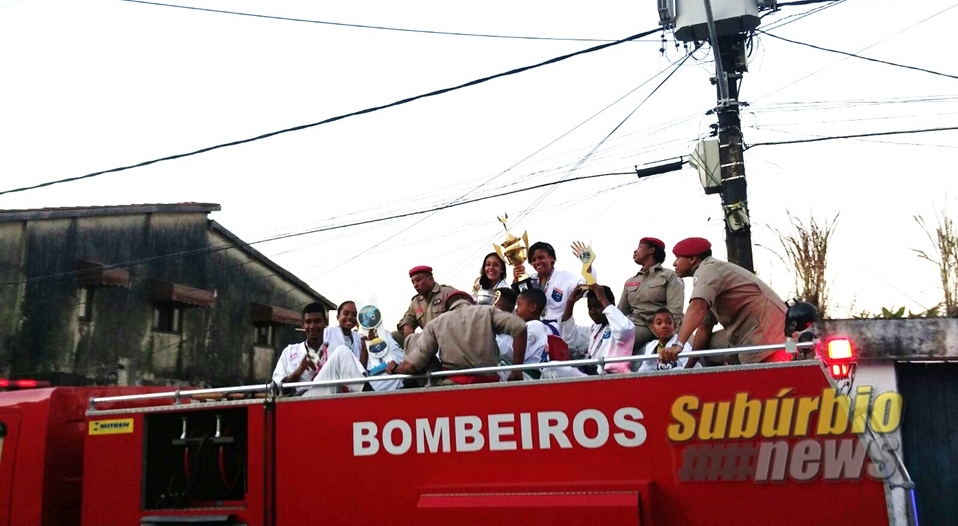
[512,263,526,281]
[586,283,610,306]
[571,240,588,260]
[570,285,586,304]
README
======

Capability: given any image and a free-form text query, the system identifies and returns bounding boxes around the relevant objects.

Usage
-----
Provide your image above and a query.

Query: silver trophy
[358,304,388,359]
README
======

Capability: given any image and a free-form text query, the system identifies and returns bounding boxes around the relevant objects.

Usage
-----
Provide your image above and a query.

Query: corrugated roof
[208,220,335,310]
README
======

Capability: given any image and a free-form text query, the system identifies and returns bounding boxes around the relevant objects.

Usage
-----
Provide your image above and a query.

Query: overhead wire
[0,26,661,198]
[0,169,638,289]
[754,1,958,102]
[775,0,845,5]
[223,100,704,293]
[761,0,848,31]
[749,126,958,149]
[285,61,686,285]
[117,0,646,43]
[515,50,696,223]
[758,30,958,81]
[438,49,697,284]
[748,110,958,128]
[744,125,958,149]
[263,51,707,290]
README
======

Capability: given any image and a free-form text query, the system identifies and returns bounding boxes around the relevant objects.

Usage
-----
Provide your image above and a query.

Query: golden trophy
[572,241,597,285]
[493,214,533,291]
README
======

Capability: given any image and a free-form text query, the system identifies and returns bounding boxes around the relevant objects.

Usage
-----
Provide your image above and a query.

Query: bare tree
[775,212,839,318]
[914,211,958,317]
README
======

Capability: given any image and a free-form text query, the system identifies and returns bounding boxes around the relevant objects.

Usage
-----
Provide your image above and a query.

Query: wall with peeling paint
[0,206,332,387]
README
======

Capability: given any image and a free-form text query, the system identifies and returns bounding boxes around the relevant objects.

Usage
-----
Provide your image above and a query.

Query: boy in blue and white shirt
[637,308,702,372]
[496,288,551,380]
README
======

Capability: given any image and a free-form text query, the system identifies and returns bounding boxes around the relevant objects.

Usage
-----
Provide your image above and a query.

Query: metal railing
[88,340,816,410]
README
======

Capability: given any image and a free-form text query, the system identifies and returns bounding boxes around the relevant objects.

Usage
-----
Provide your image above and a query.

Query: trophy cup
[572,241,597,286]
[475,288,502,307]
[493,214,533,291]
[357,304,390,374]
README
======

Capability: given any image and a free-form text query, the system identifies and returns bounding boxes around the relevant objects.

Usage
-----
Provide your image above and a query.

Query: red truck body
[0,361,888,526]
[0,386,170,526]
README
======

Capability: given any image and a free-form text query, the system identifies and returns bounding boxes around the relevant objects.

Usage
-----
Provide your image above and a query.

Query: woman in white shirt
[473,252,509,298]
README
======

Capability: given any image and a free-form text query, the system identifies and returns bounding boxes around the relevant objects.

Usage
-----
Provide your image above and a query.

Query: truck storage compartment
[143,409,248,510]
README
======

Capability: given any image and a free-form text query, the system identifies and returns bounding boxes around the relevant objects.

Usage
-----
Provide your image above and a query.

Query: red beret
[408,265,433,277]
[672,237,712,257]
[640,237,665,250]
[444,290,475,309]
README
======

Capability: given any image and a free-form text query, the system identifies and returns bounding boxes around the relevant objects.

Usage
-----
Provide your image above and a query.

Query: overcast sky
[1,0,957,327]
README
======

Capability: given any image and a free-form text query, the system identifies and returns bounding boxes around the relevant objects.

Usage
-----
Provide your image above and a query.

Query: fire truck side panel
[82,410,150,525]
[274,363,889,526]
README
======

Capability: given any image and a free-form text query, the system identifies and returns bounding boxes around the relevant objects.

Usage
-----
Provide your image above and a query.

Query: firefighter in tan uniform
[660,237,789,366]
[396,265,458,349]
[617,237,685,358]
[394,290,528,385]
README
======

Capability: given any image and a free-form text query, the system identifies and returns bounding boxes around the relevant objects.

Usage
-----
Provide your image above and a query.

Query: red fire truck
[0,339,916,526]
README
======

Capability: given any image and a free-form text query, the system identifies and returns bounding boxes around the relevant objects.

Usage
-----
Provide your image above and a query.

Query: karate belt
[441,367,500,385]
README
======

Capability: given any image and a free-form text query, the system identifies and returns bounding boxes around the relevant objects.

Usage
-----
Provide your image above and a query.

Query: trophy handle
[581,256,597,285]
[493,244,506,261]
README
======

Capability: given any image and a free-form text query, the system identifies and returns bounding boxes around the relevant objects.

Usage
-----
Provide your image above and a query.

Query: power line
[751,125,958,149]
[775,0,843,5]
[754,1,958,102]
[275,61,695,294]
[744,125,958,149]
[118,0,636,43]
[444,83,693,277]
[761,0,847,31]
[516,51,695,222]
[0,26,660,198]
[758,30,958,81]
[1,168,656,288]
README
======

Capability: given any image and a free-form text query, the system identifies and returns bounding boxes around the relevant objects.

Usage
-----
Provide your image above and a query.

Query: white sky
[1,0,956,327]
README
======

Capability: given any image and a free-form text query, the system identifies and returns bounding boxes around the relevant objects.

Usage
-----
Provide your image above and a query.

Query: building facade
[0,203,334,386]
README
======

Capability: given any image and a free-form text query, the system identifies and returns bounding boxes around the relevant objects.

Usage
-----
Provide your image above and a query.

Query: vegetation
[853,305,941,319]
[775,212,839,319]
[914,210,958,317]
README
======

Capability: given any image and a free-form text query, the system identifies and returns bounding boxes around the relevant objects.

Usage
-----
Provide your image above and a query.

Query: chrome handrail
[88,340,817,410]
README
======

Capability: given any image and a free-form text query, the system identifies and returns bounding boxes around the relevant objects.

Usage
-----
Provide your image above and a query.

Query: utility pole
[713,35,753,271]
[659,0,768,272]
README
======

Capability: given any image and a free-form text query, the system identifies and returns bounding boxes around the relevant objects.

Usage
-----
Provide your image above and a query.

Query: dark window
[77,286,95,320]
[152,302,183,333]
[254,324,275,346]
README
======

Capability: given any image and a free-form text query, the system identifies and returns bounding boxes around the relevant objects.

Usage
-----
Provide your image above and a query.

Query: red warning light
[826,338,854,361]
[0,379,49,390]
[830,363,852,379]
[820,337,856,380]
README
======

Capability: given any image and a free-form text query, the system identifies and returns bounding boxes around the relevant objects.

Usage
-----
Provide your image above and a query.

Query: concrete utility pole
[660,0,766,271]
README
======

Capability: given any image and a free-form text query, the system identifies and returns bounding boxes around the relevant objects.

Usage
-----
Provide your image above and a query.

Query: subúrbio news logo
[668,386,903,482]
